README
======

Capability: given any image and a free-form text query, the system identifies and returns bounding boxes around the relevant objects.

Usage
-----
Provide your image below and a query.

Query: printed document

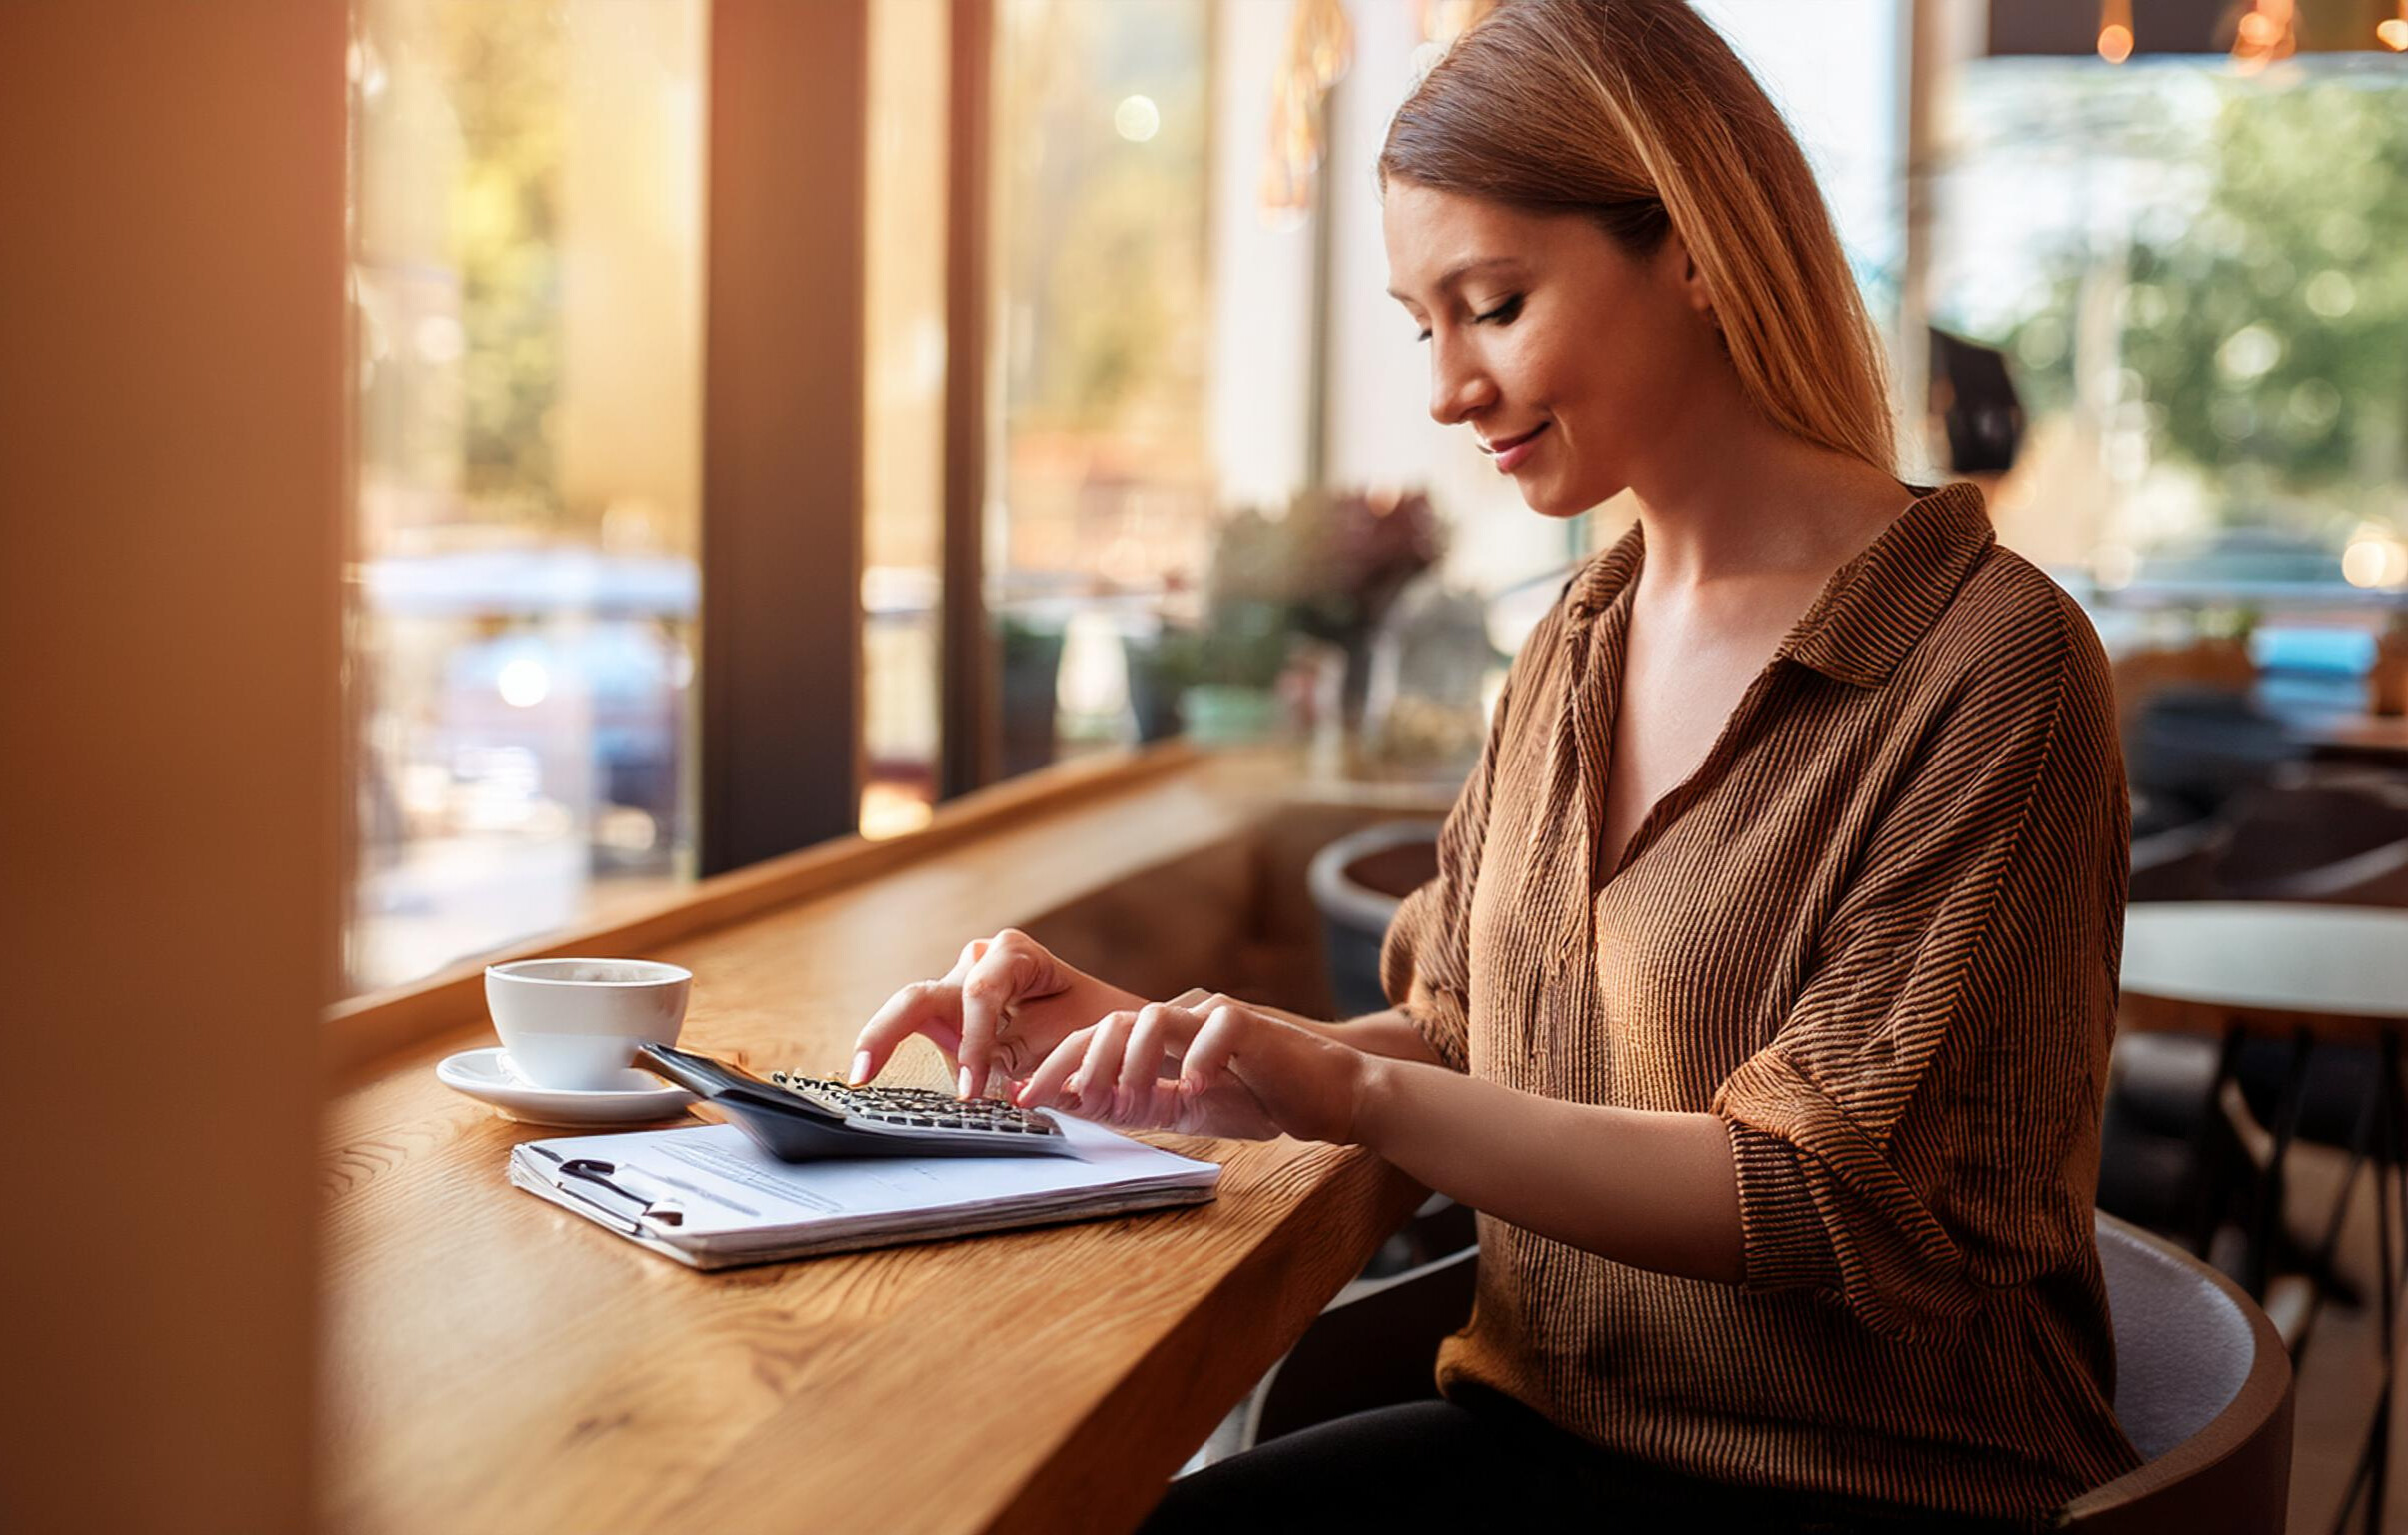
[510,1116,1221,1269]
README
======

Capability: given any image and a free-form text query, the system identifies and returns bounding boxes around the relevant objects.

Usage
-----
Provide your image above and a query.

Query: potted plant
[1182,599,1293,742]
[1282,487,1446,729]
[1160,506,1295,743]
[1163,491,1450,745]
[1121,584,1198,745]
[997,612,1067,776]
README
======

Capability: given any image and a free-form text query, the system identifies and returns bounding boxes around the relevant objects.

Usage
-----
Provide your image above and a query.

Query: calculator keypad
[768,1073,1064,1139]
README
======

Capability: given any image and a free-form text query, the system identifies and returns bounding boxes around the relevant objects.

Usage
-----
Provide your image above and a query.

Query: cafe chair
[2099,1033,2256,1255]
[2125,685,2301,826]
[1307,819,1440,1019]
[1232,1217,2292,1534]
[1173,1213,1475,1476]
[2208,776,2408,901]
[2209,780,2408,1299]
[1299,824,1475,1283]
[2101,815,2243,1251]
[2234,835,2408,907]
[2108,773,2408,1287]
[1238,1241,1479,1451]
[2111,639,2258,740]
[2053,1213,2293,1533]
[2127,815,2232,902]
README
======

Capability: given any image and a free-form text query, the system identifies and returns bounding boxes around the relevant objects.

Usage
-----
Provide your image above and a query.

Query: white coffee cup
[485,958,692,1091]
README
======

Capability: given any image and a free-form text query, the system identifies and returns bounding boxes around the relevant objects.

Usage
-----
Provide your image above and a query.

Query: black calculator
[635,1042,1076,1163]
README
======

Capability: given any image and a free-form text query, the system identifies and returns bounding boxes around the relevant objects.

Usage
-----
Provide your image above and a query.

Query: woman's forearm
[1073,980,1738,1279]
[1129,983,1447,1069]
[1354,1054,1745,1285]
[1236,1000,1449,1068]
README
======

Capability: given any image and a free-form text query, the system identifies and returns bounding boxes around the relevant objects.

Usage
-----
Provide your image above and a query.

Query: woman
[851,2,2138,1528]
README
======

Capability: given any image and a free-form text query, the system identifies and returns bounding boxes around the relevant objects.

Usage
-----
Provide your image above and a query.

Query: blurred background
[338,0,2408,998]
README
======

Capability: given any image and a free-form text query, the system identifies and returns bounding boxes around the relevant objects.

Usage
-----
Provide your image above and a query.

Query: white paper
[510,1116,1220,1268]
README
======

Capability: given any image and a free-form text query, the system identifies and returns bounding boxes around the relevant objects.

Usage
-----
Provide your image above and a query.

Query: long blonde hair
[1379,0,1897,476]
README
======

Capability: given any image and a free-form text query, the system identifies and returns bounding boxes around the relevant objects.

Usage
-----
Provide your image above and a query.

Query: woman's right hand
[849,928,1136,1099]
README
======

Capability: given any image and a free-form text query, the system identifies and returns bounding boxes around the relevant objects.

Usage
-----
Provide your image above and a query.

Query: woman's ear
[1660,227,1717,325]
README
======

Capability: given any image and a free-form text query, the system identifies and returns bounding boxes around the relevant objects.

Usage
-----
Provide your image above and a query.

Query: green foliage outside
[2128,76,2407,491]
[996,0,1208,441]
[2003,69,2408,523]
[437,0,567,523]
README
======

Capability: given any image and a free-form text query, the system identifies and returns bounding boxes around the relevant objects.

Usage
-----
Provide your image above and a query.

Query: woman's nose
[1428,340,1496,426]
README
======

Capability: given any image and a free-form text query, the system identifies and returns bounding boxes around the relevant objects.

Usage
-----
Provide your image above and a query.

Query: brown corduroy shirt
[1379,482,2142,1520]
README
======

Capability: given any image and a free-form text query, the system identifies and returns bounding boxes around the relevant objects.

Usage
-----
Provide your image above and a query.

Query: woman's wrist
[1348,1051,1402,1152]
[1068,971,1151,1022]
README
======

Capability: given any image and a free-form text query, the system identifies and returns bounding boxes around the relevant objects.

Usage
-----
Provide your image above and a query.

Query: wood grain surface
[320,755,1444,1534]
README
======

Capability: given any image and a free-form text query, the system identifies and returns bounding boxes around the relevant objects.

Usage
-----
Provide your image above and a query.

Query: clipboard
[517,1147,687,1235]
[508,1119,1221,1270]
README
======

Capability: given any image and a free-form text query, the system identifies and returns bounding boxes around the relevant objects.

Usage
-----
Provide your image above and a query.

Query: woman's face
[1382,179,1720,518]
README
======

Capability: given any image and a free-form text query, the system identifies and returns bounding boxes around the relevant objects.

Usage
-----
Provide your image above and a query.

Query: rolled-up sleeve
[1711,601,2127,1341]
[1378,658,1529,1075]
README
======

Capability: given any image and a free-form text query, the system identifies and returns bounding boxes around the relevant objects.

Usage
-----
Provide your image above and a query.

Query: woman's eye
[1414,294,1517,343]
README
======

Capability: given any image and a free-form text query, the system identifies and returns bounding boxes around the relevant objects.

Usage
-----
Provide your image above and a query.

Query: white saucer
[435,1047,696,1128]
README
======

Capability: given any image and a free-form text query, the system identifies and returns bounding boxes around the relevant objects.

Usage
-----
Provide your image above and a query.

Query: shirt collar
[1562,481,1995,689]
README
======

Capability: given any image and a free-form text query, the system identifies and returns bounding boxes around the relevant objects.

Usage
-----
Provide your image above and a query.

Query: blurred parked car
[362,548,696,877]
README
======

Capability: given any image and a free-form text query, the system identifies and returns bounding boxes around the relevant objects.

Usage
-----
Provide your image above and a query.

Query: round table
[2287,710,2408,767]
[2121,901,2408,1534]
[2123,902,2408,1043]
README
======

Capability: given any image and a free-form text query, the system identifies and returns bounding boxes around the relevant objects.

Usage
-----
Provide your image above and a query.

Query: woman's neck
[1626,381,1912,593]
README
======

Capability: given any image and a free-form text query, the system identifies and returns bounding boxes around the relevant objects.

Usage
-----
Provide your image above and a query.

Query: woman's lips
[1483,421,1550,473]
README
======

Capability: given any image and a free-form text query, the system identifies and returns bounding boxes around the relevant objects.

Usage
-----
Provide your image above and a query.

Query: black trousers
[1136,1394,2038,1535]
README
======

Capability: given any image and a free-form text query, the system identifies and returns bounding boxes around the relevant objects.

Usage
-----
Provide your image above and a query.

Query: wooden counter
[319,750,1453,1535]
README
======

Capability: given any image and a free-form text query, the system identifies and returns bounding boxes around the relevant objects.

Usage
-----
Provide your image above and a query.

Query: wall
[0,3,343,1529]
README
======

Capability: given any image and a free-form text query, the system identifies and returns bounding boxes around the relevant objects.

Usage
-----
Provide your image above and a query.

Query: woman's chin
[1516,476,1616,520]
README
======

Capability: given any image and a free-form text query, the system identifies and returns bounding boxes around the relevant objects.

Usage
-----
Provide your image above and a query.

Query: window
[862,0,952,840]
[346,0,708,993]
[1928,51,2408,609]
[988,0,1215,777]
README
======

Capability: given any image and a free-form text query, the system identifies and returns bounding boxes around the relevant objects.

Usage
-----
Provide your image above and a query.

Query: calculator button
[763,1070,1061,1142]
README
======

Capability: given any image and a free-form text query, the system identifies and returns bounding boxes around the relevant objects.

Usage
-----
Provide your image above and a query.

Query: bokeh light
[1113,94,1160,143]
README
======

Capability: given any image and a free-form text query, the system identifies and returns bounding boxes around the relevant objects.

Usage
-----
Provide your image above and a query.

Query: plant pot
[1000,626,1065,777]
[1181,684,1279,744]
[1120,633,1188,744]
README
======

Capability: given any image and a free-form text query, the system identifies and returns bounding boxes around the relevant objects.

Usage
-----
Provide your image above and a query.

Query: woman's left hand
[1013,998,1373,1145]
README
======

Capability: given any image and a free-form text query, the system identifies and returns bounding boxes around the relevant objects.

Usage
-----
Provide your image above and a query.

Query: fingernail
[959,1065,977,1099]
[849,1051,872,1086]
